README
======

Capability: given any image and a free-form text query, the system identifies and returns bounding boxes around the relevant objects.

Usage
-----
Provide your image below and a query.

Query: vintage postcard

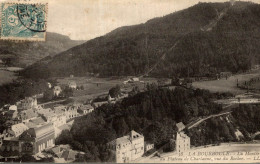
[0,0,260,163]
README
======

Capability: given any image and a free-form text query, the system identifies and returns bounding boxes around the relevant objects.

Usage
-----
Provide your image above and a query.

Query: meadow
[57,76,160,103]
[192,70,260,95]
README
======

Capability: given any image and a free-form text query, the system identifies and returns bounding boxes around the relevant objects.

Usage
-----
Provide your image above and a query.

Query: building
[107,130,144,163]
[175,122,190,155]
[175,132,190,155]
[68,81,77,89]
[37,108,66,128]
[47,82,52,89]
[93,101,108,109]
[144,142,154,152]
[176,122,186,132]
[9,105,17,111]
[53,86,62,96]
[0,124,55,159]
[7,123,29,138]
[19,123,55,155]
[19,109,38,122]
[0,138,20,160]
[131,77,139,82]
[49,145,83,162]
[16,97,37,110]
[65,106,78,120]
[77,104,94,115]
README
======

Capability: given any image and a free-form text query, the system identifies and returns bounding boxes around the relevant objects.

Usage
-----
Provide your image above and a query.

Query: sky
[1,0,260,40]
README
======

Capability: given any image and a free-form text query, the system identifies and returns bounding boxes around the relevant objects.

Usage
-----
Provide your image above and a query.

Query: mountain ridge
[21,1,260,79]
[0,32,85,67]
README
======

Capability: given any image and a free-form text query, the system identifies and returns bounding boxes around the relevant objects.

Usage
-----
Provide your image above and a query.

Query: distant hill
[21,1,260,79]
[0,32,85,67]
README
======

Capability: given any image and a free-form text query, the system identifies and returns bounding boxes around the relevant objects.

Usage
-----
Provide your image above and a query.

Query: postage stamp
[0,3,47,41]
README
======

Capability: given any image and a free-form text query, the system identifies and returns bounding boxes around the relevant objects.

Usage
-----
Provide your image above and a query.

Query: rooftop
[176,122,185,132]
[24,123,54,139]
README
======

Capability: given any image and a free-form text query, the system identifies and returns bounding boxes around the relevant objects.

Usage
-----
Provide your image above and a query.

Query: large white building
[175,122,190,155]
[107,130,144,163]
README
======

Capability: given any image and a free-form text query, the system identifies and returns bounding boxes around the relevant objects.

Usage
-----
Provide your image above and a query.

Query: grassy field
[193,70,260,95]
[57,77,160,103]
[0,70,18,85]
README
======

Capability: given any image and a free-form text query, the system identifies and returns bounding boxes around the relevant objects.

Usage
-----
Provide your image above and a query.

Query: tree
[43,89,54,101]
[62,86,73,97]
[108,85,121,98]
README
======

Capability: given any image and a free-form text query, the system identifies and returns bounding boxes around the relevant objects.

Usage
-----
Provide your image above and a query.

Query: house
[7,123,29,138]
[19,123,55,155]
[65,106,78,120]
[68,81,77,89]
[108,94,116,102]
[53,86,62,96]
[131,77,139,82]
[175,131,190,155]
[9,105,17,111]
[47,82,52,89]
[49,145,82,162]
[144,142,154,152]
[77,104,94,115]
[107,130,144,163]
[175,122,190,155]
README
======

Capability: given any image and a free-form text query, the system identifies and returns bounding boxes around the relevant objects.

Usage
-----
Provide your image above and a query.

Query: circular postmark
[16,4,47,32]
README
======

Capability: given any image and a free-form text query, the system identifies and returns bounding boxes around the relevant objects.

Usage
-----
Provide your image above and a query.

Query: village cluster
[0,80,104,162]
[0,78,192,163]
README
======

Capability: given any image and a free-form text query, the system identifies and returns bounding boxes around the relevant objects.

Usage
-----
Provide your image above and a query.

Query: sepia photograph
[0,0,260,163]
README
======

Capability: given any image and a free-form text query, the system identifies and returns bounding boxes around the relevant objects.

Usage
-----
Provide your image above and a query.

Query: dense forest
[56,86,233,162]
[0,78,49,107]
[188,104,260,147]
[22,2,260,79]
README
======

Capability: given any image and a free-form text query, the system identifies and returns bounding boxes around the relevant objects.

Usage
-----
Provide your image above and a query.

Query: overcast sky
[1,0,259,40]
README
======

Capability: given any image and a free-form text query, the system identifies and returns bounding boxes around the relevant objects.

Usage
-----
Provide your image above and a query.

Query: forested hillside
[22,1,260,79]
[56,86,232,162]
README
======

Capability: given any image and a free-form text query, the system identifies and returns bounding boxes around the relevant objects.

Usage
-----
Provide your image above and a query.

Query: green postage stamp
[0,3,47,41]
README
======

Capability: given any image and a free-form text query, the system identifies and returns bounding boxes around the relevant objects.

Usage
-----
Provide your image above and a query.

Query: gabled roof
[108,130,143,146]
[61,150,77,160]
[129,130,143,140]
[30,117,46,125]
[54,86,62,91]
[20,109,37,120]
[176,122,185,132]
[25,123,54,139]
[11,123,28,136]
